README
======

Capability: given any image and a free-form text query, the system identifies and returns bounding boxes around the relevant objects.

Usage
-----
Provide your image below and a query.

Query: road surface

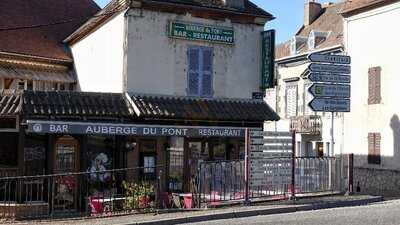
[184,200,400,225]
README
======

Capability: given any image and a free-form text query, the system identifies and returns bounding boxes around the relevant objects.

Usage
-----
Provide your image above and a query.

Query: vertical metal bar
[244,128,250,204]
[291,131,296,200]
[348,154,354,194]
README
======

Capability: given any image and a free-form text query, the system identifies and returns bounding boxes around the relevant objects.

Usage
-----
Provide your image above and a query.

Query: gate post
[347,153,354,195]
[291,130,296,200]
[244,128,250,205]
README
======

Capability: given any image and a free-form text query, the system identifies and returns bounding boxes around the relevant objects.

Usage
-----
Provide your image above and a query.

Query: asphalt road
[183,200,400,225]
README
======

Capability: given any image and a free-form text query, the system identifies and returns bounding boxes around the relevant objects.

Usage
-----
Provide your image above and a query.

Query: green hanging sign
[261,30,276,89]
[168,21,234,44]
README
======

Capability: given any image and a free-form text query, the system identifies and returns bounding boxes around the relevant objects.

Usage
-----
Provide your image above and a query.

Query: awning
[129,94,280,122]
[0,63,76,83]
[26,120,247,138]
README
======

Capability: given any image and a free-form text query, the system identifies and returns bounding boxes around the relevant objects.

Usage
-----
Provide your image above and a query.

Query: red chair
[183,194,193,209]
[89,196,104,215]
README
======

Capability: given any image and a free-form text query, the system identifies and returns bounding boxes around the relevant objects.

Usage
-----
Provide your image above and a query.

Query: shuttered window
[187,46,213,97]
[304,82,313,115]
[368,67,381,105]
[368,133,381,164]
[286,82,298,118]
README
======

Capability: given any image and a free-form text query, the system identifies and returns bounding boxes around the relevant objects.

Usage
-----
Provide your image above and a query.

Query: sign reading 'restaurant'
[169,21,234,44]
[27,120,246,138]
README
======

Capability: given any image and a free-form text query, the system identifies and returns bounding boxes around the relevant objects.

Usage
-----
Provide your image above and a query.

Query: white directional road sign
[308,73,350,84]
[309,83,351,98]
[309,98,350,112]
[308,53,351,65]
[309,63,351,74]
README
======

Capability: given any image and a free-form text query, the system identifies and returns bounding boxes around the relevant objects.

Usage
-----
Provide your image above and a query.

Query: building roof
[0,91,279,123]
[276,2,344,60]
[21,91,134,120]
[0,0,100,61]
[340,0,400,17]
[0,58,76,83]
[129,94,280,122]
[65,0,273,44]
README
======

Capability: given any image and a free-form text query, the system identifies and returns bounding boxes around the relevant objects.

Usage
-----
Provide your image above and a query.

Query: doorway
[53,136,79,212]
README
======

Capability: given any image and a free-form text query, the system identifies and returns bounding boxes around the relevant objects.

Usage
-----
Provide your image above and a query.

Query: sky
[94,0,337,44]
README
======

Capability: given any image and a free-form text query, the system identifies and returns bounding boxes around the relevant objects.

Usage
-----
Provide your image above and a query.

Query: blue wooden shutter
[187,47,200,96]
[201,48,213,97]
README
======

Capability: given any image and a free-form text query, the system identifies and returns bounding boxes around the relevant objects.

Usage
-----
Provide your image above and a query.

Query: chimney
[223,0,245,9]
[304,0,322,26]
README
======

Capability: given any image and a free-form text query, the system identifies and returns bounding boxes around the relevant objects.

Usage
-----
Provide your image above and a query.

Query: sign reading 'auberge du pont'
[169,21,234,44]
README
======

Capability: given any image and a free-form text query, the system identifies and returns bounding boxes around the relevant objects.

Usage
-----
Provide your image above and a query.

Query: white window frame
[285,81,298,118]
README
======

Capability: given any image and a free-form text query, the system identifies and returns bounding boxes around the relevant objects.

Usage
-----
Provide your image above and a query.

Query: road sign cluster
[307,53,351,112]
[249,130,292,187]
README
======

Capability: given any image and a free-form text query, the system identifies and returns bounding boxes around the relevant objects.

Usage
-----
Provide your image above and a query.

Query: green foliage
[122,181,155,210]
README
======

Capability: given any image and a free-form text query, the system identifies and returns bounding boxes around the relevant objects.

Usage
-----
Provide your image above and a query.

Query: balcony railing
[290,115,322,135]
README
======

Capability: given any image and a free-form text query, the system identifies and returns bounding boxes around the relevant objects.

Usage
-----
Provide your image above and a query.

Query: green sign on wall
[261,30,276,89]
[169,21,234,44]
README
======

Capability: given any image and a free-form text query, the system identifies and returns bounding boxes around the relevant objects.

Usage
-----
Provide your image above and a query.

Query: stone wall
[354,167,400,196]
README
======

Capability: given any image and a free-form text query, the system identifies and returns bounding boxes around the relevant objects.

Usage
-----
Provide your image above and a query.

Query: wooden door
[53,136,79,212]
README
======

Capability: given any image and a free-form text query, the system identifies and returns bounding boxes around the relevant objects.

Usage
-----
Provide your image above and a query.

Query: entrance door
[53,136,79,212]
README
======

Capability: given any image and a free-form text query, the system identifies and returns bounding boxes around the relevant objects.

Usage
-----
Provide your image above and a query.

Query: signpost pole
[330,112,334,190]
[291,130,296,201]
[244,128,250,205]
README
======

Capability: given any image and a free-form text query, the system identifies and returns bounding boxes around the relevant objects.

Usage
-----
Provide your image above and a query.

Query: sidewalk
[8,195,383,225]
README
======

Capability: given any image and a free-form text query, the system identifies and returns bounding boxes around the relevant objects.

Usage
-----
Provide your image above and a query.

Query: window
[17,80,26,90]
[368,133,381,164]
[285,82,298,117]
[187,46,213,97]
[0,78,3,90]
[368,66,381,105]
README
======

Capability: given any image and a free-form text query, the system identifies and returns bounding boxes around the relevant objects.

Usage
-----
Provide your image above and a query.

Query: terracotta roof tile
[0,0,100,61]
[276,3,344,60]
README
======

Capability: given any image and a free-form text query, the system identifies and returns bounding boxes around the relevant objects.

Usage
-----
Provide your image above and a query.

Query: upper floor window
[285,81,298,118]
[187,46,213,97]
[368,133,381,164]
[368,66,381,105]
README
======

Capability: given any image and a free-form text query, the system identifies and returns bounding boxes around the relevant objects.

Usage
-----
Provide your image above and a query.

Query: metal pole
[331,112,335,156]
[330,112,334,190]
[244,128,250,205]
[291,130,296,201]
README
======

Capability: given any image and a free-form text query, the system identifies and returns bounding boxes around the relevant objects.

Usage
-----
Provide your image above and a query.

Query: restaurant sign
[168,21,234,44]
[261,30,276,89]
[27,120,246,138]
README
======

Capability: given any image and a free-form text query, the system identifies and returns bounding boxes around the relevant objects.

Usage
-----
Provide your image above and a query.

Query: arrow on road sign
[308,73,351,84]
[309,98,350,112]
[309,63,351,74]
[308,83,351,98]
[308,53,351,65]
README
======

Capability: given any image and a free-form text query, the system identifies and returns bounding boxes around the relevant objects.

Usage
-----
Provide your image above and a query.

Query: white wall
[344,2,400,169]
[125,9,264,99]
[265,61,344,157]
[71,11,126,93]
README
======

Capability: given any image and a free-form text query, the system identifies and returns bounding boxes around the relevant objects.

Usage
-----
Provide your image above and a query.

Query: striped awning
[0,63,76,83]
